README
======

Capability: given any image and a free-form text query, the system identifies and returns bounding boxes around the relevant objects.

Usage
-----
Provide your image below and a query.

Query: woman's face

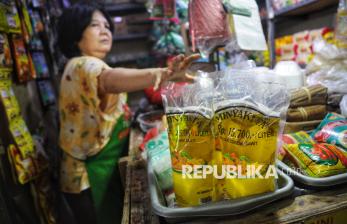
[78,10,112,59]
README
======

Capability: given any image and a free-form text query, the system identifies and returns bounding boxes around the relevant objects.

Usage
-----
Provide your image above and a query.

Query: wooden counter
[122,129,347,224]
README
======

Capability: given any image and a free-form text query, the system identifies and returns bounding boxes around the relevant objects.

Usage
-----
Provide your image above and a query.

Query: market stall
[0,0,347,224]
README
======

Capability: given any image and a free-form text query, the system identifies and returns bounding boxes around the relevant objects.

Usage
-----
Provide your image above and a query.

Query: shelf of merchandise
[113,32,149,41]
[265,0,339,68]
[105,3,147,15]
[274,0,339,16]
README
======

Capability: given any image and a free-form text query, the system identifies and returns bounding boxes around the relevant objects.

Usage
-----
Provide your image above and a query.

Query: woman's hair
[57,1,114,59]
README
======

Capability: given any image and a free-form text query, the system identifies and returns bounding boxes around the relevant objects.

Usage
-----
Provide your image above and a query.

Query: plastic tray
[147,163,294,223]
[277,160,347,187]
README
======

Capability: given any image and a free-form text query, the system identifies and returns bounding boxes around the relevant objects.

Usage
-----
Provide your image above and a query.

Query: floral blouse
[59,56,127,193]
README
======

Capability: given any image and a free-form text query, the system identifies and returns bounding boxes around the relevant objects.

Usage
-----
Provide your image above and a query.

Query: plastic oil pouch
[312,113,347,151]
[283,143,347,177]
[161,76,215,207]
[213,68,289,199]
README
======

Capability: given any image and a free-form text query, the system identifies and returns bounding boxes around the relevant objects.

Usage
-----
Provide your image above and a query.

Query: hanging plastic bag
[189,0,230,57]
[161,75,215,207]
[223,0,267,51]
[340,95,347,117]
[213,68,289,199]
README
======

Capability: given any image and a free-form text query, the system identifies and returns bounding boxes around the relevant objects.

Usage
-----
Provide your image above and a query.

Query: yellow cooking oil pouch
[214,68,289,199]
[162,75,215,207]
[167,110,214,207]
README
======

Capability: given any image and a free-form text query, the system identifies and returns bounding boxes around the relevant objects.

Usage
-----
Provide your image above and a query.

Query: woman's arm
[98,54,200,95]
[98,67,168,95]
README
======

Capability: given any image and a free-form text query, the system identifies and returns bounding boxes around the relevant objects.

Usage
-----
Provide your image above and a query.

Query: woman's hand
[151,54,200,90]
[167,54,201,83]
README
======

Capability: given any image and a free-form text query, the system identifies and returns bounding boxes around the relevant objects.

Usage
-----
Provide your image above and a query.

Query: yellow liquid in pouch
[214,103,280,199]
[167,111,214,207]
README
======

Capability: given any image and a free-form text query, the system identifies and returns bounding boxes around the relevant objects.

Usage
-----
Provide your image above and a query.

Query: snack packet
[278,131,315,161]
[283,143,347,177]
[312,113,347,150]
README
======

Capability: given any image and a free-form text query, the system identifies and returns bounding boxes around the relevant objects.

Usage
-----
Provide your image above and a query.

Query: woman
[56,1,199,224]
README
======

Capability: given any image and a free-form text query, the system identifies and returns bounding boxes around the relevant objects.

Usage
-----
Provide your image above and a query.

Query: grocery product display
[0,0,346,224]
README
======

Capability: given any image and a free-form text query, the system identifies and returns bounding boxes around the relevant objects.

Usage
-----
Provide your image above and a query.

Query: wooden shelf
[274,0,339,17]
[113,33,148,41]
[104,3,147,15]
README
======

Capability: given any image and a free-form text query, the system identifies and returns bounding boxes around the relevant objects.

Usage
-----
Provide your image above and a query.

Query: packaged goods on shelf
[0,33,13,68]
[275,27,333,66]
[271,0,305,11]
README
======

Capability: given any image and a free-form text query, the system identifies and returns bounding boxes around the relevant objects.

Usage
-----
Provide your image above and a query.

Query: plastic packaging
[213,68,289,199]
[224,0,267,51]
[189,0,230,57]
[278,131,315,161]
[283,143,347,177]
[146,132,175,207]
[274,61,304,90]
[306,38,347,94]
[0,33,13,68]
[336,0,347,48]
[312,113,347,150]
[161,75,215,207]
[340,95,347,116]
[307,64,347,94]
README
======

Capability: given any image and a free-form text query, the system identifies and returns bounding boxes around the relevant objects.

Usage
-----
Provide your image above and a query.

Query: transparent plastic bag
[306,38,347,94]
[307,63,347,94]
[161,75,215,207]
[146,132,175,207]
[213,68,289,199]
[341,95,347,117]
[189,0,230,57]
